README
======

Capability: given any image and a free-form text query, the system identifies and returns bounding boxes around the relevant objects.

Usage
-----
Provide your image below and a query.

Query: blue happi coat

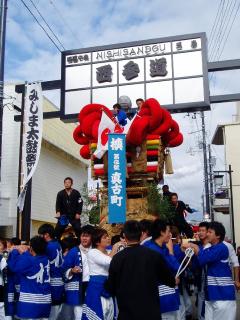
[46,240,64,304]
[61,246,83,306]
[198,242,235,301]
[2,251,20,316]
[7,249,51,319]
[144,240,180,313]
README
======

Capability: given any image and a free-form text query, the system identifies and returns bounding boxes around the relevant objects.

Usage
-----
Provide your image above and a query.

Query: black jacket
[55,189,83,218]
[104,244,175,320]
[171,200,193,238]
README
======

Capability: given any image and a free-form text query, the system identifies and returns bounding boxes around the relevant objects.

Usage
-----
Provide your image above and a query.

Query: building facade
[212,103,240,246]
[0,84,89,238]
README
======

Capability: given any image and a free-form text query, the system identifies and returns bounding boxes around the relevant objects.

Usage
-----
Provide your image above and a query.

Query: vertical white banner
[17,82,43,211]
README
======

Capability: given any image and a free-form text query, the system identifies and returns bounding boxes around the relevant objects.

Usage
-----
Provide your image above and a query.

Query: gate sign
[108,133,126,223]
[61,33,209,121]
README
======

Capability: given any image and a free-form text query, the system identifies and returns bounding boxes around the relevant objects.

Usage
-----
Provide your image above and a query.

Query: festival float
[73,97,183,233]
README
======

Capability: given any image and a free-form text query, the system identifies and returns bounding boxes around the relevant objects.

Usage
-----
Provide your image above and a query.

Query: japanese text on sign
[17,82,43,211]
[62,34,209,118]
[108,134,126,223]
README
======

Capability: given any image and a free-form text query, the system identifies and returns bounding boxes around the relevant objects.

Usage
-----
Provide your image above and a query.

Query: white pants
[101,297,114,320]
[198,290,205,320]
[0,302,12,320]
[56,304,81,320]
[178,295,186,320]
[178,288,193,320]
[182,287,192,316]
[49,305,62,320]
[73,306,82,320]
[205,300,236,320]
[161,310,179,320]
[56,304,74,320]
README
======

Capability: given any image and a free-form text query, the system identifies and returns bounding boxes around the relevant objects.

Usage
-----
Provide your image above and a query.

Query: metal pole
[208,144,214,220]
[200,111,210,214]
[21,179,32,242]
[96,181,100,208]
[16,83,32,242]
[228,164,236,249]
[16,85,26,238]
[201,193,205,216]
[0,0,7,183]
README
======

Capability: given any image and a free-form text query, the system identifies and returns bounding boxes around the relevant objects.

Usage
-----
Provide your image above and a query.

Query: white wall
[214,211,231,240]
[224,124,240,246]
[0,89,20,233]
[31,144,88,223]
[1,84,88,237]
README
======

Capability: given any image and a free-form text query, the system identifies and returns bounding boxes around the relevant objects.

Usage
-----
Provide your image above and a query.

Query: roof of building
[5,83,89,166]
[42,96,89,166]
[211,121,240,145]
[211,125,224,145]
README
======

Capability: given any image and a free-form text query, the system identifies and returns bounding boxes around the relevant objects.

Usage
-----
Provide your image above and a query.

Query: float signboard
[108,133,126,223]
[61,32,209,121]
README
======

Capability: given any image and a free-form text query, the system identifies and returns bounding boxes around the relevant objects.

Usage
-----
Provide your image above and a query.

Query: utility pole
[0,0,7,183]
[201,193,205,215]
[208,144,214,220]
[200,111,210,214]
[228,165,235,249]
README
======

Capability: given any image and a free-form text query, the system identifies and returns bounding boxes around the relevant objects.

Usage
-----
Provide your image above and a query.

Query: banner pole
[16,81,27,239]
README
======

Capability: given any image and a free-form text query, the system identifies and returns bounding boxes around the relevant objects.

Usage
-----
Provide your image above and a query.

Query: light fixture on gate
[213,174,224,187]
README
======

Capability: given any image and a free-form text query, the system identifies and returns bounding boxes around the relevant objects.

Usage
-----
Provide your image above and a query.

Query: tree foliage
[147,182,173,220]
[80,183,100,225]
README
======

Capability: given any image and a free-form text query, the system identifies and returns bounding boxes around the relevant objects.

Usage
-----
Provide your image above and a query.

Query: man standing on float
[55,177,83,239]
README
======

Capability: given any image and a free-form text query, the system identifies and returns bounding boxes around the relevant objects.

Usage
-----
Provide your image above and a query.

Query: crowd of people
[0,178,239,320]
[0,218,239,320]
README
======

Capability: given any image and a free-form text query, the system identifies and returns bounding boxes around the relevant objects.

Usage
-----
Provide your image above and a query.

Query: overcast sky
[5,0,240,211]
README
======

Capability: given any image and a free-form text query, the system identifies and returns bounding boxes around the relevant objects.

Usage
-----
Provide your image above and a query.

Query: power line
[216,1,240,59]
[209,0,232,138]
[210,0,238,61]
[209,0,238,88]
[209,0,232,60]
[29,0,65,50]
[49,0,81,45]
[208,0,225,53]
[208,0,230,141]
[214,0,234,58]
[20,0,62,52]
[207,1,240,138]
[209,0,228,59]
